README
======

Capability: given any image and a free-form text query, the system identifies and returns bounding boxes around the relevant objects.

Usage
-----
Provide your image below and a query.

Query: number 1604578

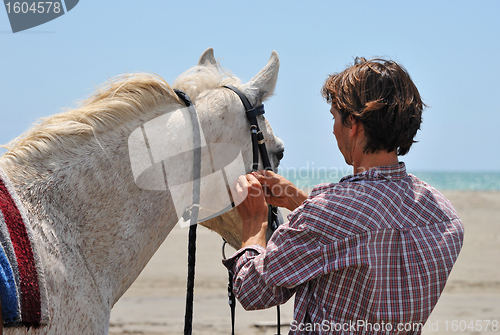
[5,2,62,14]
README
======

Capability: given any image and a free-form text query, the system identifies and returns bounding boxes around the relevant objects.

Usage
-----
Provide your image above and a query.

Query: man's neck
[352,150,399,174]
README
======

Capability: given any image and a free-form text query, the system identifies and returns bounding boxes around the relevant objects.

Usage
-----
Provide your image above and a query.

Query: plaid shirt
[223,163,464,334]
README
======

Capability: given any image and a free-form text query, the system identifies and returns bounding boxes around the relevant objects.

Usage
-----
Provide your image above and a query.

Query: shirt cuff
[222,245,266,275]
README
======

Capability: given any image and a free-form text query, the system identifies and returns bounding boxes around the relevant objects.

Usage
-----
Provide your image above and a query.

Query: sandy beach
[109,191,500,335]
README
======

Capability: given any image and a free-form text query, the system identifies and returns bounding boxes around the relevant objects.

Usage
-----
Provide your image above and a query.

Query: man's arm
[223,206,326,311]
[226,173,297,310]
[223,247,296,310]
[232,171,308,249]
[224,172,316,310]
[255,170,308,211]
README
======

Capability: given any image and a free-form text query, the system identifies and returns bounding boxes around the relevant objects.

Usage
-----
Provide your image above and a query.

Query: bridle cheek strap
[223,85,282,335]
[223,85,272,171]
[174,89,200,335]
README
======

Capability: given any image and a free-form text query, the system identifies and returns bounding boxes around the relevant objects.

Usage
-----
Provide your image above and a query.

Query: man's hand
[232,173,269,248]
[255,170,308,211]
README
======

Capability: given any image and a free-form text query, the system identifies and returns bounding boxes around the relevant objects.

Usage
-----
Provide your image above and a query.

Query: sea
[279,168,500,191]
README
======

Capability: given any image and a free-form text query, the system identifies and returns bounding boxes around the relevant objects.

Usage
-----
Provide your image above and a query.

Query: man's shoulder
[407,173,460,222]
[289,182,381,241]
[295,175,460,234]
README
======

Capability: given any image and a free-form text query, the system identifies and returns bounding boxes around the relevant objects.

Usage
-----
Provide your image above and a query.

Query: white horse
[0,48,283,334]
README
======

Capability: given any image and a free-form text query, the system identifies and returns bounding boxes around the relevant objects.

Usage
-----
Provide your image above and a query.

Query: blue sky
[1,1,499,172]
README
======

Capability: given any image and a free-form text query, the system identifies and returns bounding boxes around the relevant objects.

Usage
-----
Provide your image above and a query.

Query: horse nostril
[276,150,284,161]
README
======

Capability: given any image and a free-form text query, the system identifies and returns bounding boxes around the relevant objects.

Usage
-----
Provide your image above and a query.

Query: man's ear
[348,116,362,136]
[349,115,359,126]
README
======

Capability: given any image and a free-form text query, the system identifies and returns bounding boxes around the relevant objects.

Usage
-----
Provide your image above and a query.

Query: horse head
[174,48,284,171]
[177,48,284,250]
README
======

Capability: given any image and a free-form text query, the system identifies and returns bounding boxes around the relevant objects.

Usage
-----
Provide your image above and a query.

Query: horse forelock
[172,65,241,103]
[1,73,181,166]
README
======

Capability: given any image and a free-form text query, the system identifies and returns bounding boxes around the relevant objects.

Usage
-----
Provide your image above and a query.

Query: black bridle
[223,85,282,335]
[223,85,272,171]
[174,89,201,335]
[176,86,282,335]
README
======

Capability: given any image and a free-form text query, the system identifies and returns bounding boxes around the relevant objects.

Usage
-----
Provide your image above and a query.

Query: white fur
[0,48,283,334]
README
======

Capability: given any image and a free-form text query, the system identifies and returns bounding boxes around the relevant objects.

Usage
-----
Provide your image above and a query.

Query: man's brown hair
[322,57,424,156]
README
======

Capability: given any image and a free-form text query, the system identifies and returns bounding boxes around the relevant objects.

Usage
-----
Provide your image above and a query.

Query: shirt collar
[340,162,407,183]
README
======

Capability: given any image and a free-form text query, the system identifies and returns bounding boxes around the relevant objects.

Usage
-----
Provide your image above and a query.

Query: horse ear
[243,51,280,104]
[198,47,218,67]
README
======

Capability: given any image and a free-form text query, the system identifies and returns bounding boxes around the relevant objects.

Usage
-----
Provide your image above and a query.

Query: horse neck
[0,114,180,306]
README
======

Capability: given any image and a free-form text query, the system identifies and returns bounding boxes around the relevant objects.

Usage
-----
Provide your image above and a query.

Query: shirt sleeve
[222,207,327,311]
[222,245,296,310]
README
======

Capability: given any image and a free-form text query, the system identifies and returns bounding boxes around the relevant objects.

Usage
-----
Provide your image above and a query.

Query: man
[224,58,464,334]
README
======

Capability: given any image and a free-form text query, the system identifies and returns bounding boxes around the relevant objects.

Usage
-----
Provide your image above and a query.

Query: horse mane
[173,64,241,102]
[1,66,240,166]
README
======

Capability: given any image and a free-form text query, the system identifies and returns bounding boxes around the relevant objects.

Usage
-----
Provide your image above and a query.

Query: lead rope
[174,89,201,335]
[184,225,197,335]
[222,240,236,335]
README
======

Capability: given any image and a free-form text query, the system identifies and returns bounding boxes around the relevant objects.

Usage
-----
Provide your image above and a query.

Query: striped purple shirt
[223,163,464,334]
